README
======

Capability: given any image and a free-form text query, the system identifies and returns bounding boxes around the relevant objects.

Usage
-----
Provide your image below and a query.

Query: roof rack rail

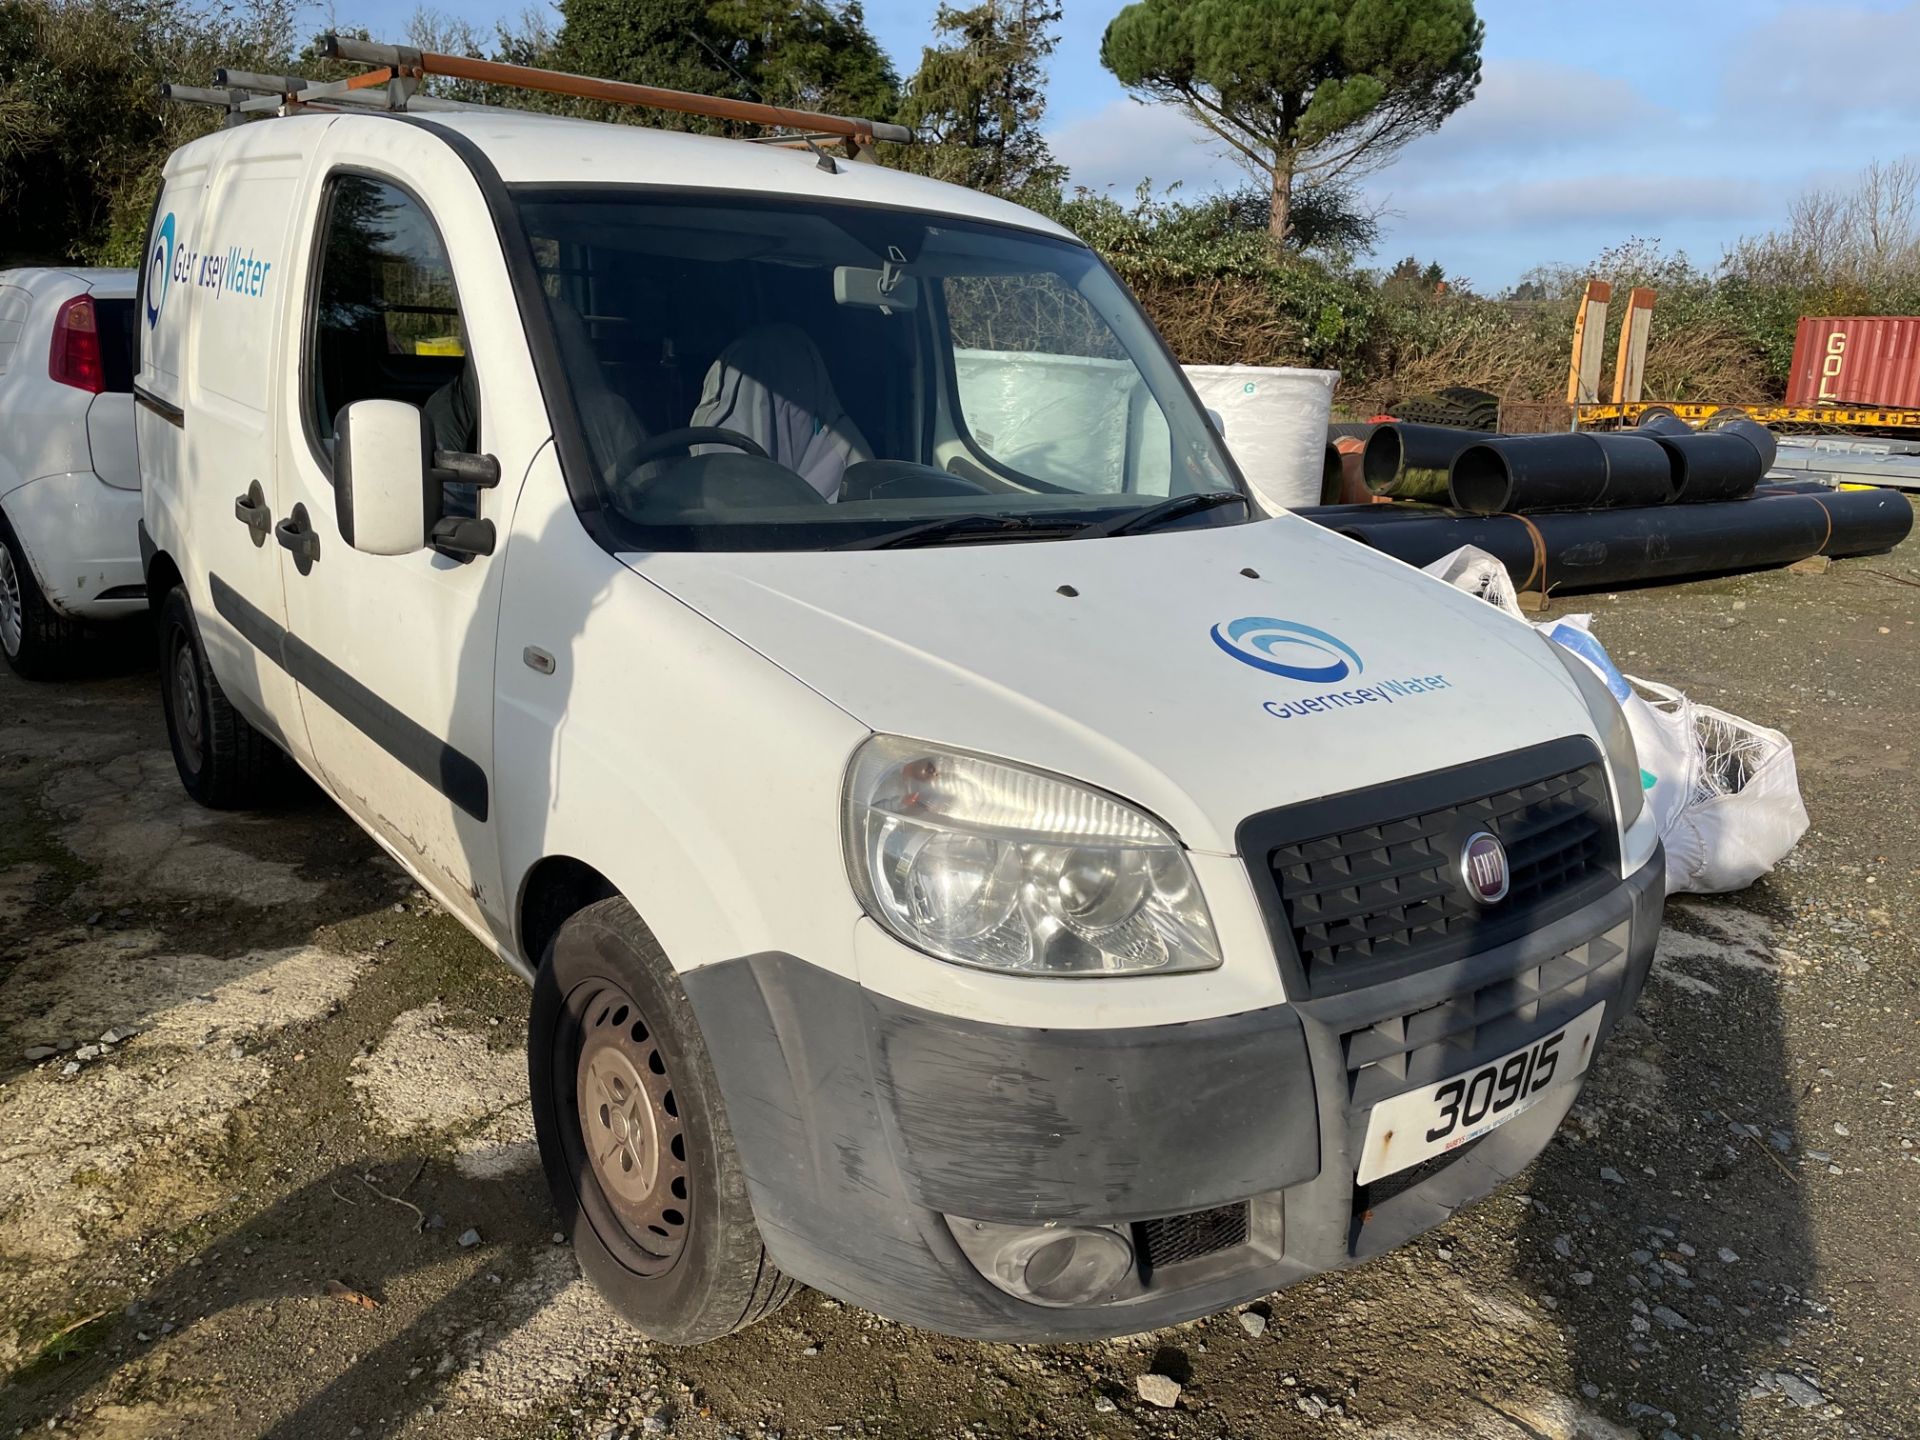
[160,34,912,157]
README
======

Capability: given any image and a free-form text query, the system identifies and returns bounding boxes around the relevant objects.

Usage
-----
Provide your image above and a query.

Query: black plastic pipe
[1449,433,1603,512]
[1362,423,1486,500]
[1321,441,1344,504]
[1636,412,1693,437]
[1650,431,1763,503]
[1306,488,1912,592]
[1712,416,1779,471]
[1593,433,1680,506]
[1292,500,1452,523]
[1449,432,1676,513]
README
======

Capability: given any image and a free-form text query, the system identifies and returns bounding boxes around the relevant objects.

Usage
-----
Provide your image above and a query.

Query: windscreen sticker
[1210,616,1452,719]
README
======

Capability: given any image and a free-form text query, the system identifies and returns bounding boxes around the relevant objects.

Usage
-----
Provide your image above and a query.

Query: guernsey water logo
[145,212,176,329]
[1209,617,1363,684]
[1211,615,1456,720]
[145,213,273,330]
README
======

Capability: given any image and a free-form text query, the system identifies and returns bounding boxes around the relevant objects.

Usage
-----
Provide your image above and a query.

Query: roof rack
[160,34,913,160]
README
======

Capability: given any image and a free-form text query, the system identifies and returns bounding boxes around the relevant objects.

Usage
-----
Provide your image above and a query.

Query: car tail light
[49,294,104,393]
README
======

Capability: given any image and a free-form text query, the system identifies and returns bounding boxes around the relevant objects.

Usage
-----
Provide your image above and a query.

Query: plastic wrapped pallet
[1182,365,1339,513]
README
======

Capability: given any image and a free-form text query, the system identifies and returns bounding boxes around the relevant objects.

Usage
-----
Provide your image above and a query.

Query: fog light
[946,1217,1138,1307]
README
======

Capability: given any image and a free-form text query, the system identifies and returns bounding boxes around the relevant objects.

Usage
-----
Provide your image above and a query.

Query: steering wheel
[611,426,768,478]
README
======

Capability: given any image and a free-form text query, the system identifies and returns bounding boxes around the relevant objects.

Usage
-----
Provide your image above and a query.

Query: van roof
[409,112,1078,243]
[171,108,1076,245]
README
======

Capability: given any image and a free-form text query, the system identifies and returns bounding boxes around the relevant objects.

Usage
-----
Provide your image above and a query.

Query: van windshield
[512,189,1245,551]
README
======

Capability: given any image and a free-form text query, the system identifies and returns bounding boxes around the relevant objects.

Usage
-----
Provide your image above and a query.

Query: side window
[942,271,1172,496]
[306,174,475,457]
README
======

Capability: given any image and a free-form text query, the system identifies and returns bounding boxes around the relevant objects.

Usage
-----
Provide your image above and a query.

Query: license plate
[1355,1002,1607,1185]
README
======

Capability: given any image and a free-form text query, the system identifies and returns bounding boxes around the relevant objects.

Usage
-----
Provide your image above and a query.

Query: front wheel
[529,897,797,1344]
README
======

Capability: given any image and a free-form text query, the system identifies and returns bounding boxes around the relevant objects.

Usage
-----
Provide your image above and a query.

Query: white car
[0,266,144,676]
[137,84,1664,1345]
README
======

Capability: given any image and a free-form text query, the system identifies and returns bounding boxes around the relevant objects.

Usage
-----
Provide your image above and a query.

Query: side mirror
[334,399,436,555]
[1205,407,1227,439]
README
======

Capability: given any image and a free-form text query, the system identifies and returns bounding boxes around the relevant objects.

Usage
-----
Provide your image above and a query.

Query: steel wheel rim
[0,543,22,656]
[170,631,204,772]
[572,982,689,1274]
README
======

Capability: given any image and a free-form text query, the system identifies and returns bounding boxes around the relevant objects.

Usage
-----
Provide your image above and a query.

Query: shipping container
[1787,316,1920,409]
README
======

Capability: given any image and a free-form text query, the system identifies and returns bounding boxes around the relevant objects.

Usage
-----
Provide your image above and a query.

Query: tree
[0,0,297,264]
[1099,0,1483,244]
[553,0,897,132]
[894,0,1064,196]
[716,0,897,117]
[1382,253,1447,294]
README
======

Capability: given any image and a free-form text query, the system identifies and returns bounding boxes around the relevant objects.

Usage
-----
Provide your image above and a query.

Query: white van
[137,74,1664,1344]
[0,266,143,676]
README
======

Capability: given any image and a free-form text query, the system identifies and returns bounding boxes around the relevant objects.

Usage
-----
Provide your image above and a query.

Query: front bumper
[684,845,1665,1341]
[0,471,146,618]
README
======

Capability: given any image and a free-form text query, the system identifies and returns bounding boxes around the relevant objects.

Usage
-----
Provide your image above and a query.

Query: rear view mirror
[334,399,434,555]
[835,265,918,313]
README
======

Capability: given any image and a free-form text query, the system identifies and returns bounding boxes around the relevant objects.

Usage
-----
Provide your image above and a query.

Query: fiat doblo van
[136,58,1663,1344]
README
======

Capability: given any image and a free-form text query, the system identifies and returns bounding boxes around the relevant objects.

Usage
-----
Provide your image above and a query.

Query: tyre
[156,585,282,808]
[0,510,82,680]
[529,897,797,1344]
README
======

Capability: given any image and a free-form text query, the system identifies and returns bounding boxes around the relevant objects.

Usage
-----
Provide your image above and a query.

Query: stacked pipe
[1311,415,1912,592]
[1361,416,1780,512]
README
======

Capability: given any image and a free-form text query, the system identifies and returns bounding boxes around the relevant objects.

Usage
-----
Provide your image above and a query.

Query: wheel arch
[142,535,184,603]
[518,854,620,970]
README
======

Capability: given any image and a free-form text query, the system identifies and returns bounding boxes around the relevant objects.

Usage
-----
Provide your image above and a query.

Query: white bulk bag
[1536,616,1809,895]
[1182,365,1338,513]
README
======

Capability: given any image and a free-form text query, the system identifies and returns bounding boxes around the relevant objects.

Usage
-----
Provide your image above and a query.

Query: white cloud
[1384,174,1767,233]
[1048,98,1244,196]
[1718,3,1920,117]
[1403,60,1675,164]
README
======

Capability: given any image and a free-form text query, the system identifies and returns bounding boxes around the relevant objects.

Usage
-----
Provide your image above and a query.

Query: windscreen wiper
[1069,491,1250,540]
[831,513,1080,550]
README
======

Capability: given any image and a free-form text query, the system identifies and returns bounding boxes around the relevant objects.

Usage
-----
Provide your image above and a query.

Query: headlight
[843,736,1222,977]
[1549,643,1646,831]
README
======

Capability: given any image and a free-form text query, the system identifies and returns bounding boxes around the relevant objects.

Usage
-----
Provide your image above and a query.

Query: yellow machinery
[1563,280,1920,431]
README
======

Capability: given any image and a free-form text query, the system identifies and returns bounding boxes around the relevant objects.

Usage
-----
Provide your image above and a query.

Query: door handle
[233,480,270,547]
[275,502,319,575]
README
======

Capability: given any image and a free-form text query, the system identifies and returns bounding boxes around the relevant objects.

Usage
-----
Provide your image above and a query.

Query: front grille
[1340,925,1629,1112]
[1238,740,1617,995]
[1135,1203,1249,1270]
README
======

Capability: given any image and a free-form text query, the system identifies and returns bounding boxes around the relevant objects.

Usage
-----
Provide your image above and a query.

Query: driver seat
[690,324,872,500]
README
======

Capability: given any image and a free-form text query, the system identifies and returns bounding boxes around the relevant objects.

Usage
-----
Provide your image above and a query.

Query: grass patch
[8,1308,115,1385]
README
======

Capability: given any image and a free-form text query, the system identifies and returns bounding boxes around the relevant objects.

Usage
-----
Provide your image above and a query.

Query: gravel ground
[1,525,1916,1440]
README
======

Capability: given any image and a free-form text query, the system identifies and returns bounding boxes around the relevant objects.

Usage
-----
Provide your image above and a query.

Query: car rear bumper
[1,470,146,618]
[683,844,1665,1341]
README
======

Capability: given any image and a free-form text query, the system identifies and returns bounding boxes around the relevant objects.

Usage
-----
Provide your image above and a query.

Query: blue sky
[324,0,1920,289]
